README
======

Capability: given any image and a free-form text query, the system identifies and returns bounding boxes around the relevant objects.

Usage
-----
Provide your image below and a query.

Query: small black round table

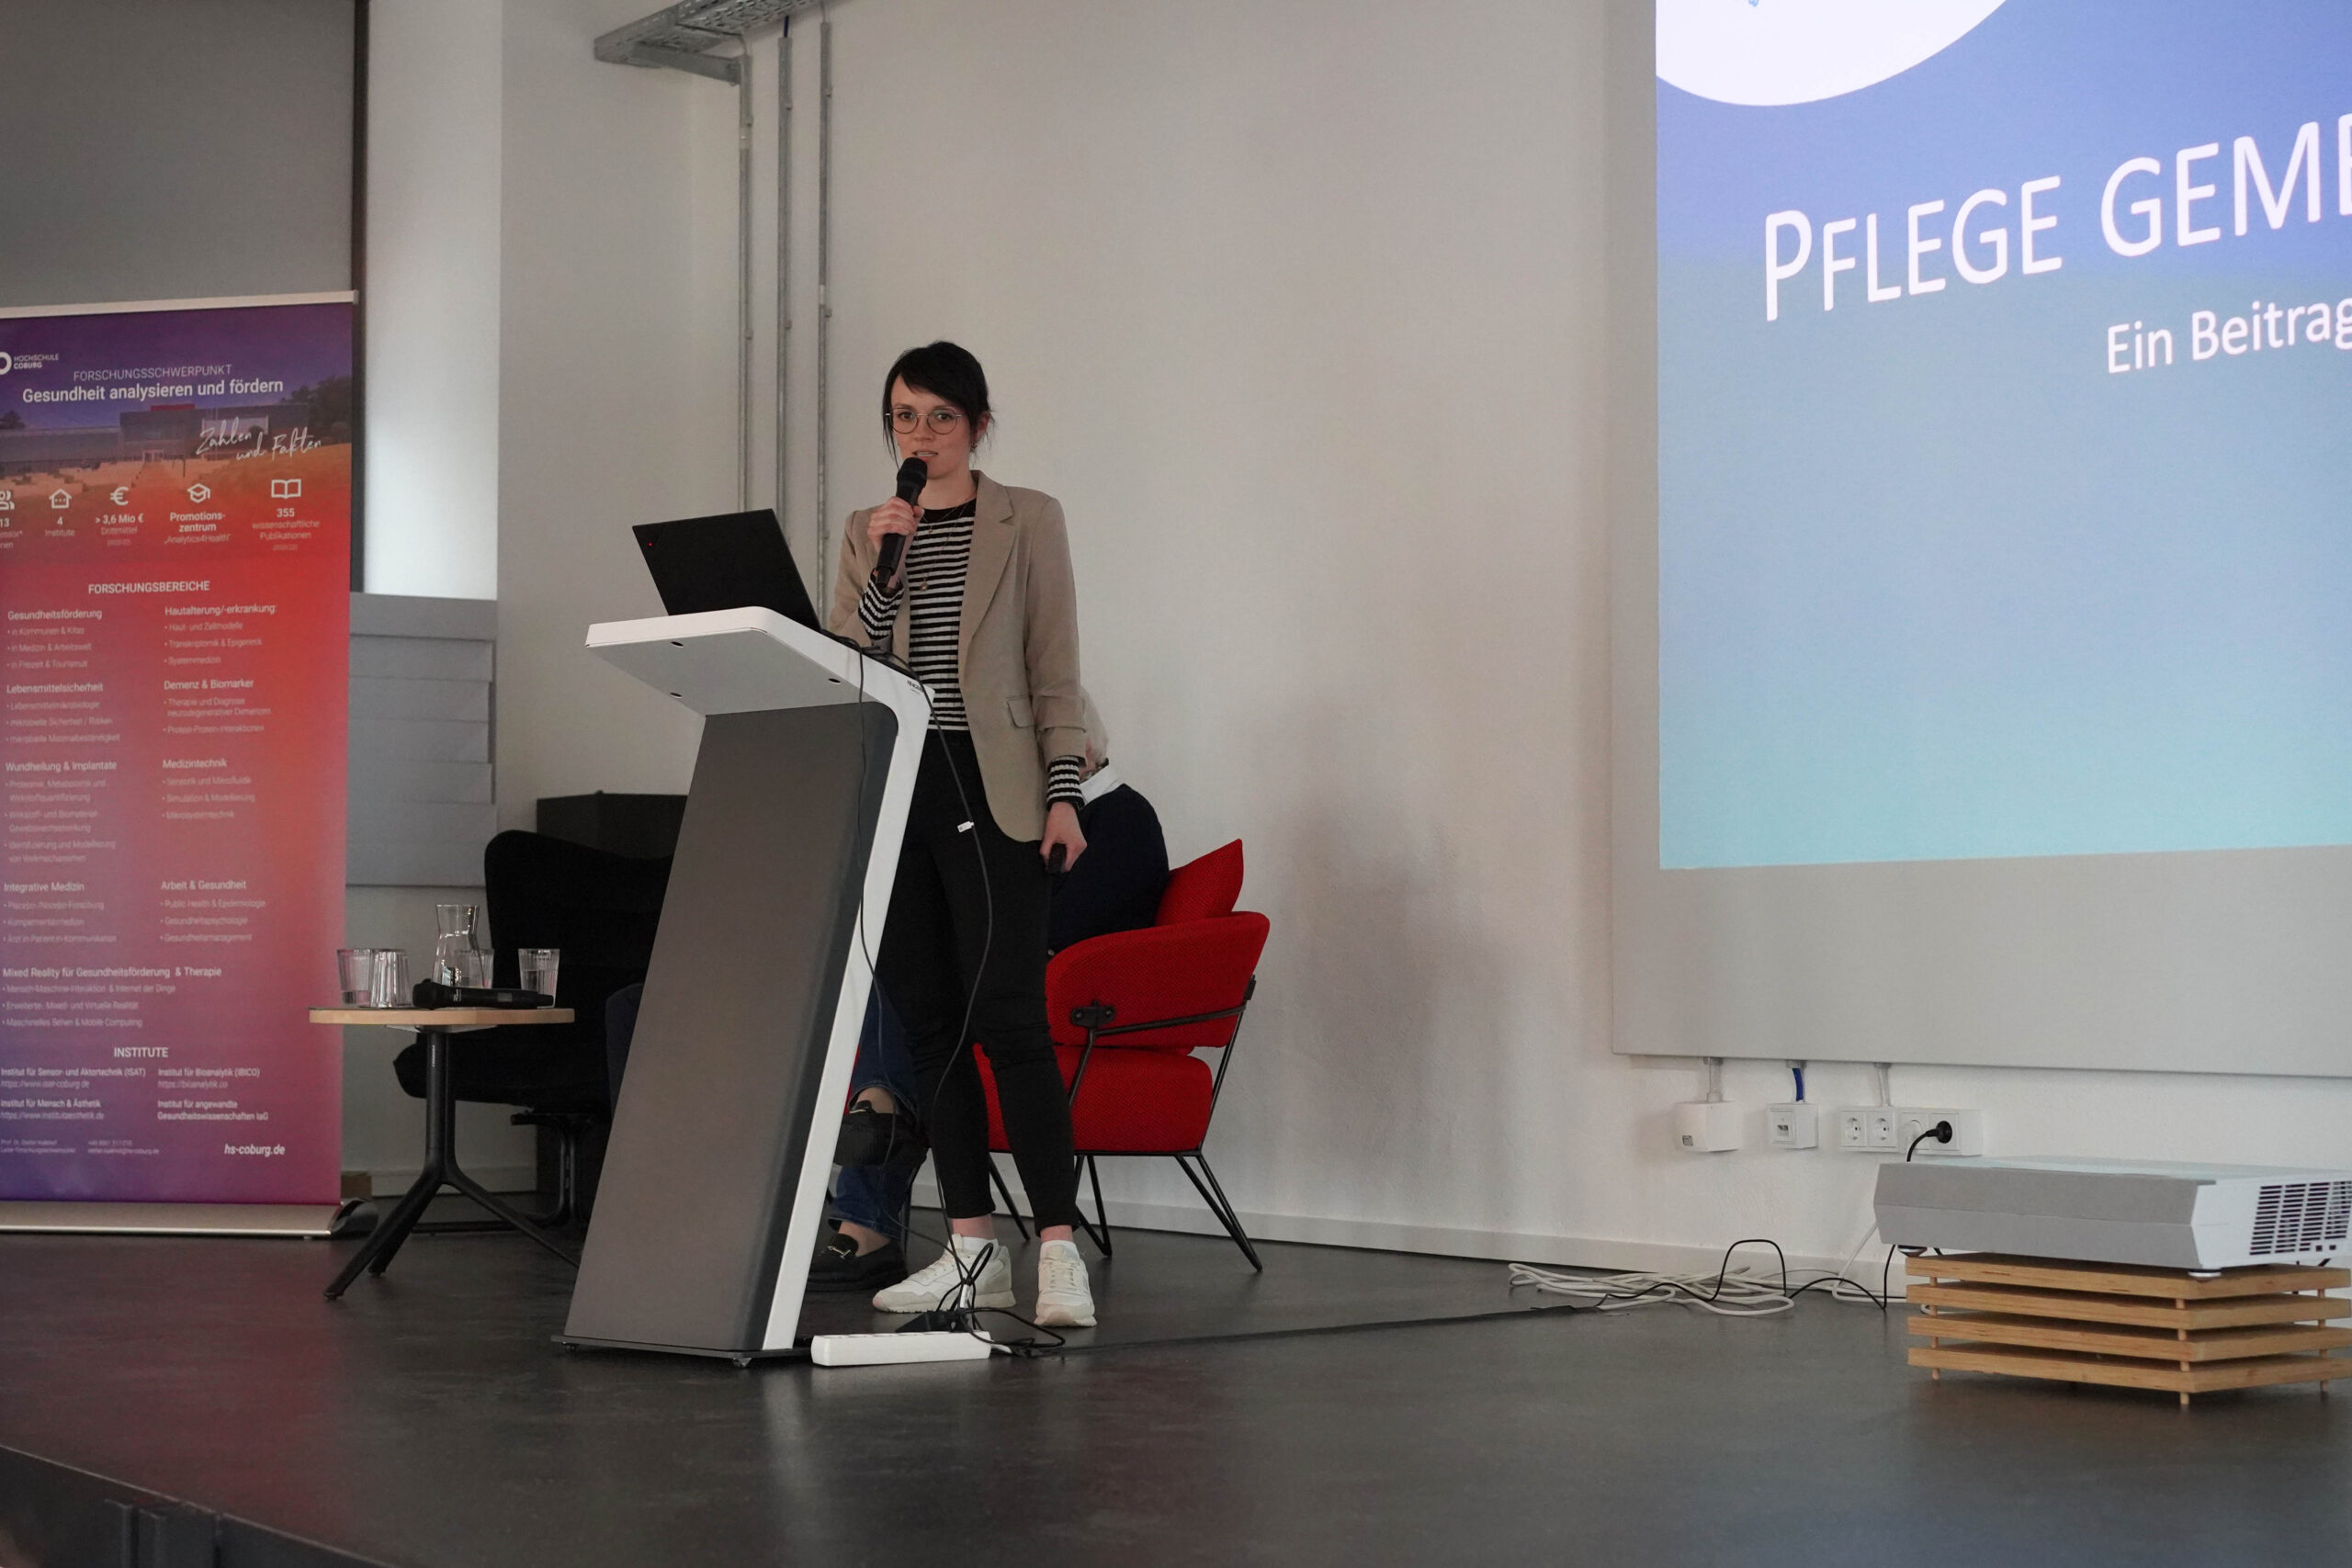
[311,1007,577,1300]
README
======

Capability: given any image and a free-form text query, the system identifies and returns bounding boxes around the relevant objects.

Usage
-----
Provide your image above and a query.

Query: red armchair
[979,840,1271,1269]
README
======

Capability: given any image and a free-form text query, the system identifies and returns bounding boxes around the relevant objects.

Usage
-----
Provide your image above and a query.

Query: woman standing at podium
[828,341,1096,1328]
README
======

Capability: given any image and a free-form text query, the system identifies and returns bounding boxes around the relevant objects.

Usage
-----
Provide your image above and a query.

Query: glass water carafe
[433,902,481,985]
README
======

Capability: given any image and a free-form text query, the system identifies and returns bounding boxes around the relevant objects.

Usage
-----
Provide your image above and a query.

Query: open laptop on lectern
[634,508,822,629]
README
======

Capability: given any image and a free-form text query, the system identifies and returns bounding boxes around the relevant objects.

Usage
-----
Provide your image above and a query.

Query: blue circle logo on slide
[1657,0,2008,105]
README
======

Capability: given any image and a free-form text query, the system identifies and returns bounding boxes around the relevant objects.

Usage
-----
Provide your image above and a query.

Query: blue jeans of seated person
[604,981,919,1239]
[833,988,921,1238]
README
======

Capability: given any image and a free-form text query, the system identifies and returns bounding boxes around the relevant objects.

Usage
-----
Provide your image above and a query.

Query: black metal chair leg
[499,1112,584,1229]
[1176,1154,1261,1271]
[989,1158,1031,1239]
[482,1128,575,1231]
[1170,1156,1225,1250]
[1082,1156,1114,1258]
[548,1121,578,1226]
[1193,1154,1261,1271]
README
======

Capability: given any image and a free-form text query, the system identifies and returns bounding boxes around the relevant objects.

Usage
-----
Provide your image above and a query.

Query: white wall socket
[1765,1103,1817,1149]
[1895,1107,1984,1156]
[1830,1106,1984,1156]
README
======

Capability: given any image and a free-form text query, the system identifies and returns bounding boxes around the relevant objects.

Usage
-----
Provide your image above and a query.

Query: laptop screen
[632,509,820,631]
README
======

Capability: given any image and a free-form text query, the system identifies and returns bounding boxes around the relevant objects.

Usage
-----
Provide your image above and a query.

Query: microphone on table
[873,456,928,596]
[411,980,550,1010]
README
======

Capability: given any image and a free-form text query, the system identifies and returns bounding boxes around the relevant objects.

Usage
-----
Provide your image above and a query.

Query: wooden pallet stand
[1906,1253,2352,1406]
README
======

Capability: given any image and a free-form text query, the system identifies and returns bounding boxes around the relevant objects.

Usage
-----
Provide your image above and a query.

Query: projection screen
[1611,0,2352,1075]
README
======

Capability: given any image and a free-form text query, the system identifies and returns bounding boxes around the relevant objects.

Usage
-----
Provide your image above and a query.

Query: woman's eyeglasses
[888,407,966,434]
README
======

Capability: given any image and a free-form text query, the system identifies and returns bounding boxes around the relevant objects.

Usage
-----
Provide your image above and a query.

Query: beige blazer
[829,471,1085,842]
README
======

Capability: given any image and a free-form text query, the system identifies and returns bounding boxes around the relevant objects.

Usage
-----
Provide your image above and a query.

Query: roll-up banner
[0,295,352,1234]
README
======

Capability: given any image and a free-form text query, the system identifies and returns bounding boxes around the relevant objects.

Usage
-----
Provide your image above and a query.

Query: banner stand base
[0,1202,338,1238]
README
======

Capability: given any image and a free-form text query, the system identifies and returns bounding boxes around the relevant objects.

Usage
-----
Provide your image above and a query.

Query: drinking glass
[337,949,377,1006]
[518,948,560,1003]
[369,949,412,1009]
[457,949,494,988]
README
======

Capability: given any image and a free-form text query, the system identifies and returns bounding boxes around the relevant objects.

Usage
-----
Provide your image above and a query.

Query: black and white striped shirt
[860,499,1084,809]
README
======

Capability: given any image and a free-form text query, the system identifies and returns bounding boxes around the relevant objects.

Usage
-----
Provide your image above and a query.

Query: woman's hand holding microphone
[866,496,920,592]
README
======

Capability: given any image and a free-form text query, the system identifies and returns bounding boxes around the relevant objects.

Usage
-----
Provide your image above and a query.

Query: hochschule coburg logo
[1659,0,2007,106]
[0,352,13,376]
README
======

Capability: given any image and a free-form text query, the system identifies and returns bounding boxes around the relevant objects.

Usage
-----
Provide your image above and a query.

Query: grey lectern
[560,606,928,1361]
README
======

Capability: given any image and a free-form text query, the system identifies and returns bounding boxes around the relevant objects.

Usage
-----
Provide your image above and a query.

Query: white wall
[452,0,2352,1275]
[366,0,503,600]
[802,0,1626,1260]
[490,0,741,828]
[347,3,524,1190]
[340,0,741,1189]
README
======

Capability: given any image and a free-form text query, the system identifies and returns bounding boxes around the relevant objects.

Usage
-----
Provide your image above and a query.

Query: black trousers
[876,730,1082,1231]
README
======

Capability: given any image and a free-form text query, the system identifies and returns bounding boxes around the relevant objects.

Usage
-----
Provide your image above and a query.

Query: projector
[1876,1157,2352,1270]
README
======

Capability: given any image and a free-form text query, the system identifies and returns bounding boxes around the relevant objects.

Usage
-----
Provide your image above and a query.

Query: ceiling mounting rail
[593,0,812,81]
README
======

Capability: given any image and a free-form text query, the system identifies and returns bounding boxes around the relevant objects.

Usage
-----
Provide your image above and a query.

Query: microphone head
[895,456,929,503]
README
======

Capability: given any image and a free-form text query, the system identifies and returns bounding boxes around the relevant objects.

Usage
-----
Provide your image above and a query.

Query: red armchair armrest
[1046,912,1270,1050]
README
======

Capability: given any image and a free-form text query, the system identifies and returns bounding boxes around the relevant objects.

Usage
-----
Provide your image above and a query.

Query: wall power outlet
[1894,1108,1984,1156]
[1831,1107,1985,1156]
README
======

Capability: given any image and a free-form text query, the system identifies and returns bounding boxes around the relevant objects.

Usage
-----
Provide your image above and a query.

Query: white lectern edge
[586,607,932,1351]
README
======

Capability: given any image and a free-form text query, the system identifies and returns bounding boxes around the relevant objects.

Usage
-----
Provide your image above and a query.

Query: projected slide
[1657,0,2352,869]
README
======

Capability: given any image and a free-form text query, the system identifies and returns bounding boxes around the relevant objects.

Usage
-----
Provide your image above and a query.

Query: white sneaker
[1034,1238,1096,1327]
[872,1234,1014,1314]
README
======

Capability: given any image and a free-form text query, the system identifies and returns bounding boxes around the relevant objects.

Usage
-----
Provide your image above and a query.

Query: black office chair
[392,830,671,1224]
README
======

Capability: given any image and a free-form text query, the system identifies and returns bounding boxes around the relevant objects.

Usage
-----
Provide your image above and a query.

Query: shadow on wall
[1234,701,1518,1230]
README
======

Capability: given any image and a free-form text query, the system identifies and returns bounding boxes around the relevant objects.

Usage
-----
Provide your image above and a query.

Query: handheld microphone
[874,456,928,594]
[411,980,550,1010]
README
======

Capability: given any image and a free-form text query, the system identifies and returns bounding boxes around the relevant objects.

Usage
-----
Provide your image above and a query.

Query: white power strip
[809,1330,998,1367]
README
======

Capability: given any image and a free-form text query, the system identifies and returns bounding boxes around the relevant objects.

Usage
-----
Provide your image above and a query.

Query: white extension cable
[1508,1262,1804,1315]
[1826,1221,1897,1305]
[1508,1241,1894,1316]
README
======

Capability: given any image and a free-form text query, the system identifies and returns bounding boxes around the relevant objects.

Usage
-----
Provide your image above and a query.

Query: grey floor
[1,1225,2347,1567]
[794,1216,1574,1348]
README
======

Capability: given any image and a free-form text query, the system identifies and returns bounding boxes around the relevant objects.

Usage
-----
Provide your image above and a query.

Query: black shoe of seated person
[832,1101,927,1168]
[806,1227,908,1292]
